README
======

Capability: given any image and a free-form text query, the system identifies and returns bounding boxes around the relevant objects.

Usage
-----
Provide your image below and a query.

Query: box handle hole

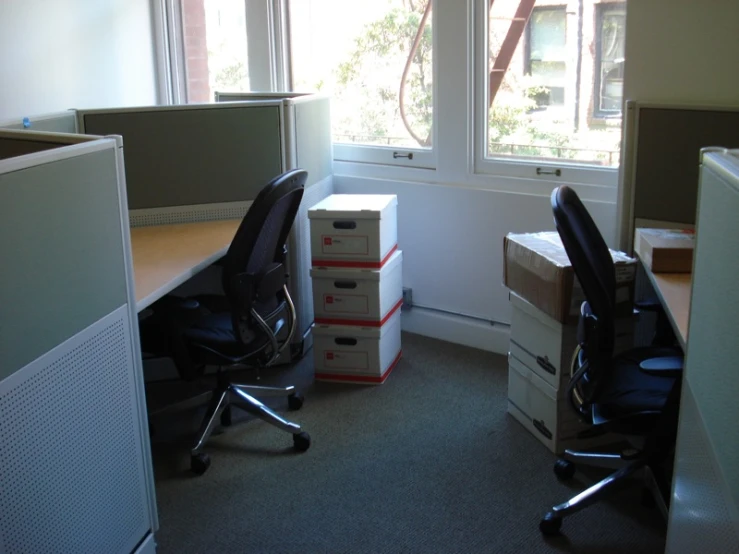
[334,280,357,289]
[335,338,358,346]
[333,221,357,230]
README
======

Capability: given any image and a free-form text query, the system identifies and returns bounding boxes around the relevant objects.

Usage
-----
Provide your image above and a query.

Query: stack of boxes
[307,194,403,384]
[503,231,638,454]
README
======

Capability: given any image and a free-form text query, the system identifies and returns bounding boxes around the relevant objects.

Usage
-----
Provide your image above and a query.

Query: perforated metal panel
[129,201,251,227]
[0,307,150,554]
[666,386,739,553]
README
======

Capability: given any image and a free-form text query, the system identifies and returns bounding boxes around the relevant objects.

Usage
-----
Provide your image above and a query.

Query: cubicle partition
[77,95,334,359]
[0,130,157,553]
[617,101,739,252]
[665,149,739,552]
[0,109,78,134]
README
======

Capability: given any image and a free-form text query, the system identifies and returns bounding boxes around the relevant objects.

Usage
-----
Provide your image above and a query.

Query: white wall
[623,0,739,104]
[335,175,616,352]
[0,0,159,121]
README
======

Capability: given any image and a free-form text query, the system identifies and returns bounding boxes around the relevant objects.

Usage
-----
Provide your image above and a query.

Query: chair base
[150,378,310,475]
[540,448,669,536]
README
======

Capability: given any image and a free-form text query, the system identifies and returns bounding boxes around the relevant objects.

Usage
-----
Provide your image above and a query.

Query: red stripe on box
[315,350,403,384]
[314,299,403,327]
[312,244,398,269]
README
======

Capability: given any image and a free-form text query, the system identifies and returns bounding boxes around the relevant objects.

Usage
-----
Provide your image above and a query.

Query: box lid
[312,309,401,339]
[310,250,402,281]
[634,228,695,250]
[308,194,398,219]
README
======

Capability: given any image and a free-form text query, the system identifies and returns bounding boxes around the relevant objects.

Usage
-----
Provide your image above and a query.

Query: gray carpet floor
[148,332,666,554]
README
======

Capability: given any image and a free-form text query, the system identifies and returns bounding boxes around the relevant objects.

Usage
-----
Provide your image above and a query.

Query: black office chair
[539,185,683,536]
[142,169,310,476]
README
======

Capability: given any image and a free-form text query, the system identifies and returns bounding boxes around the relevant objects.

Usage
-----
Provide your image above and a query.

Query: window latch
[536,167,562,177]
[393,151,414,160]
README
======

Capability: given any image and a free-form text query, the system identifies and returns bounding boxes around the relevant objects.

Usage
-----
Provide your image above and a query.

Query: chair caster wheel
[288,392,304,411]
[293,431,311,452]
[190,453,211,476]
[553,459,576,481]
[220,406,232,427]
[539,513,562,536]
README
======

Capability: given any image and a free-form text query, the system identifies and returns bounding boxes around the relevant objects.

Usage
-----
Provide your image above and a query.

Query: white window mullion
[433,0,474,182]
[245,0,278,92]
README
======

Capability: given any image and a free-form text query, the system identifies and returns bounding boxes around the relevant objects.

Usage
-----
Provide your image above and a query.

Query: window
[155,0,624,189]
[482,0,624,170]
[594,3,626,116]
[526,7,567,108]
[288,0,434,167]
[179,0,250,103]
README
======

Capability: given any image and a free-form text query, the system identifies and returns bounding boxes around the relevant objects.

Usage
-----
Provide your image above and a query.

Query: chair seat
[596,346,682,419]
[184,311,284,360]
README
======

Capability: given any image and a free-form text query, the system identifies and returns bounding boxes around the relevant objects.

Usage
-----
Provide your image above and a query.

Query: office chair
[142,169,311,476]
[539,185,683,536]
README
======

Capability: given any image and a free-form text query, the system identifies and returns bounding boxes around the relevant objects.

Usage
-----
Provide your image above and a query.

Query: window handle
[536,167,562,177]
[393,151,414,160]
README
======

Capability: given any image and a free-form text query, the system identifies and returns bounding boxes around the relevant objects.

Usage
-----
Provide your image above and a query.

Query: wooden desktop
[641,269,691,349]
[129,219,241,312]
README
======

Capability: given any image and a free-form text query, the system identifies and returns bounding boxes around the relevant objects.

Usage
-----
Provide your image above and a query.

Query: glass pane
[487,0,625,168]
[289,0,433,149]
[530,9,566,62]
[597,7,626,113]
[181,0,250,103]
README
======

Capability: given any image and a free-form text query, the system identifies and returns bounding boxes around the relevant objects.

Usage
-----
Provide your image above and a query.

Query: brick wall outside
[181,0,210,103]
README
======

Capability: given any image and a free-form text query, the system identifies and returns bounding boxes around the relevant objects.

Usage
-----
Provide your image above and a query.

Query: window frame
[473,0,618,188]
[593,2,627,119]
[284,0,438,170]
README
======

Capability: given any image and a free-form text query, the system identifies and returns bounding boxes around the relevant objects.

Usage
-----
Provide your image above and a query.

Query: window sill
[333,159,618,203]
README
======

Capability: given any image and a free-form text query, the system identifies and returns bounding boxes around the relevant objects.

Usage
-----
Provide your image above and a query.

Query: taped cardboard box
[634,227,695,273]
[503,232,636,323]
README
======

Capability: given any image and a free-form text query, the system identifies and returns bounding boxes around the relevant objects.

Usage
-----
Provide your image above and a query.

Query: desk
[130,219,241,312]
[641,268,692,350]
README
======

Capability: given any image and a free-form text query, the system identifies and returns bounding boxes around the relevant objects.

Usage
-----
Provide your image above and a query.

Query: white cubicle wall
[0,130,157,553]
[665,149,739,553]
[77,95,334,359]
[0,110,78,134]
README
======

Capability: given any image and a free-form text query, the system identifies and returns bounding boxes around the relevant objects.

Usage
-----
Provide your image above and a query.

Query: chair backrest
[551,186,616,399]
[221,169,307,316]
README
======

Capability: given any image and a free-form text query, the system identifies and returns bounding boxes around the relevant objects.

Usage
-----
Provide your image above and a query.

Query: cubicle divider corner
[617,101,739,253]
[618,101,739,347]
[76,97,334,363]
[0,130,157,553]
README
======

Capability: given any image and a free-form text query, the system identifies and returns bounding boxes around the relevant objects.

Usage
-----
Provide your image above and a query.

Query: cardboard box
[503,232,637,323]
[634,227,695,273]
[311,250,403,326]
[509,292,635,391]
[308,194,398,269]
[507,354,616,454]
[312,309,402,385]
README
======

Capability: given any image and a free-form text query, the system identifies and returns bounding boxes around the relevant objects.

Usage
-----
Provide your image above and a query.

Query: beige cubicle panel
[0,130,157,553]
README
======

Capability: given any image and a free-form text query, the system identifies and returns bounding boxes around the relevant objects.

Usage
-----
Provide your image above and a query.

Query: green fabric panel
[0,147,127,378]
[81,106,284,209]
